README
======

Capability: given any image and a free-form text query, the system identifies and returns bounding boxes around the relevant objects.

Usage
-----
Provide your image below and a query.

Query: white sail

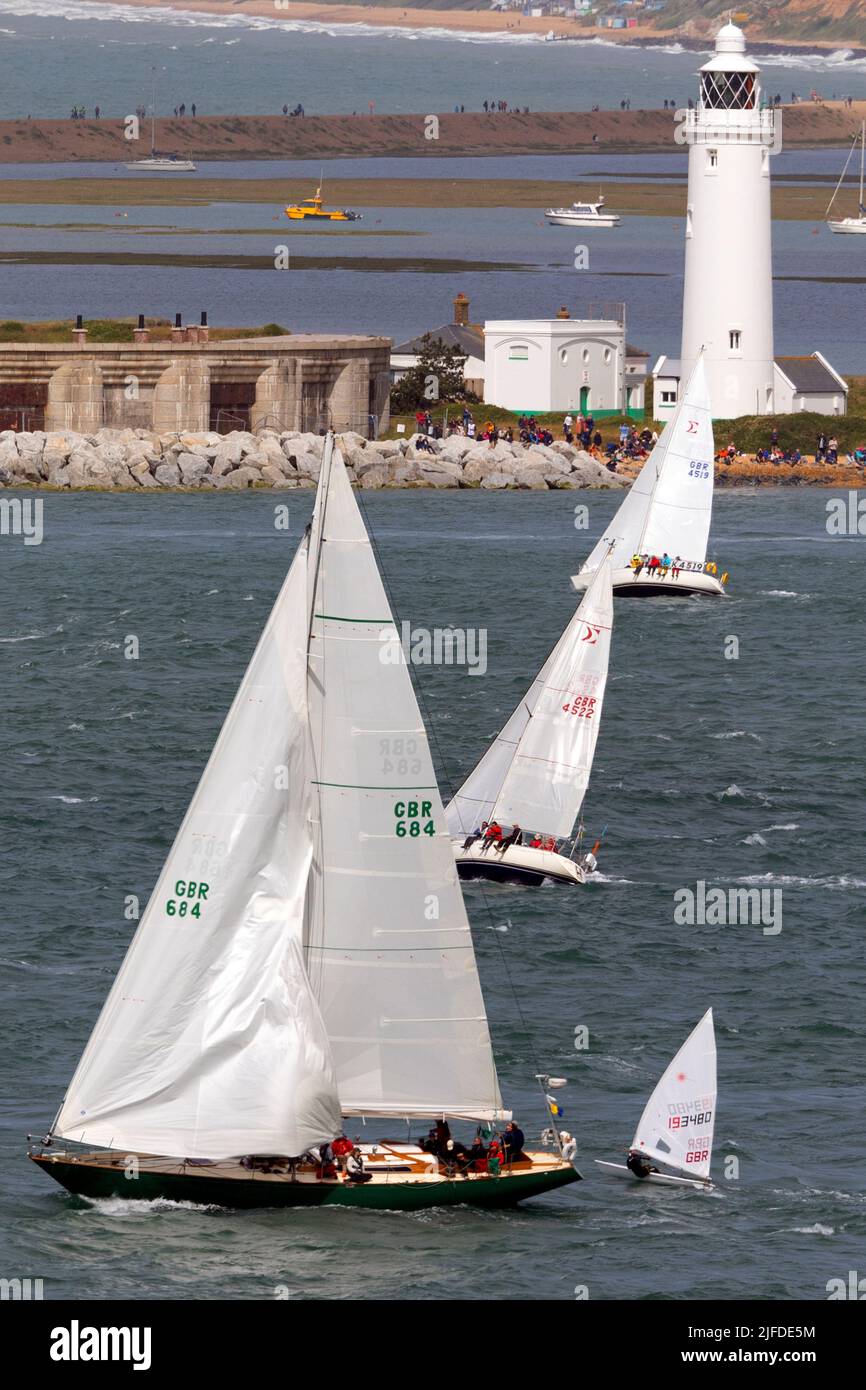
[54,541,343,1161]
[445,556,613,841]
[304,446,507,1123]
[574,356,715,582]
[631,1009,716,1181]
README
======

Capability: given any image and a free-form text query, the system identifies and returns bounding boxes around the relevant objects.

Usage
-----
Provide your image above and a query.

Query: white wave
[765,823,800,832]
[712,730,761,741]
[787,1223,835,1236]
[738,872,866,889]
[760,589,801,598]
[66,722,85,730]
[742,832,767,846]
[718,783,745,799]
[77,1195,223,1214]
[0,632,42,642]
[49,794,99,803]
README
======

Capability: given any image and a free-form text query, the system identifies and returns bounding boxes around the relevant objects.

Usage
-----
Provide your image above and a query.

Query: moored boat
[546,196,620,228]
[286,183,361,222]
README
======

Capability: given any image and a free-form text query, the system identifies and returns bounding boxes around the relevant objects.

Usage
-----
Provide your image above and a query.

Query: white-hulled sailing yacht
[572,357,726,598]
[445,557,613,886]
[30,437,578,1211]
[595,1009,717,1191]
[826,121,866,234]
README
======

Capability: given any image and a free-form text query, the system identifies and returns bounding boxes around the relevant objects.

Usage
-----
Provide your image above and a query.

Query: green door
[579,386,589,412]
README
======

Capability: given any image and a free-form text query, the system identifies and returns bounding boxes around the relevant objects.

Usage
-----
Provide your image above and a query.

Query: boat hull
[572,567,725,598]
[594,1159,712,1190]
[453,839,585,886]
[828,219,866,234]
[31,1150,579,1210]
[546,213,619,228]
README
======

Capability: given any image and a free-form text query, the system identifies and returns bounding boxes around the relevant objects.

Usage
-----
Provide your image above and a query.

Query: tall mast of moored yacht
[860,120,865,212]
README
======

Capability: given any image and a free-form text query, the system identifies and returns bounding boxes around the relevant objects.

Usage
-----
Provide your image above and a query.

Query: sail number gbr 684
[165,880,210,919]
[394,800,435,838]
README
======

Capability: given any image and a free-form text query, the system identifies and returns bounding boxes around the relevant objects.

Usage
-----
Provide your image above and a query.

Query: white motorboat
[572,355,727,599]
[545,196,621,228]
[446,558,614,887]
[826,121,866,234]
[595,1009,717,1192]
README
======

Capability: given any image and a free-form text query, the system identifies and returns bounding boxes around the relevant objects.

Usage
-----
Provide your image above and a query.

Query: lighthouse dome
[715,21,747,55]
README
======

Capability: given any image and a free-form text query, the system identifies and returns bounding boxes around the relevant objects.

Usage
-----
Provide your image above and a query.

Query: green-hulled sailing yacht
[30,436,578,1210]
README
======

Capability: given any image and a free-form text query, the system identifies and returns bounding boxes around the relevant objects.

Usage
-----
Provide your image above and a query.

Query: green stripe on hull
[33,1157,579,1211]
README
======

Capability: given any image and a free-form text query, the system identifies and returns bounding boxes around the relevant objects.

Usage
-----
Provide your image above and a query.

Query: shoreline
[62,1,866,57]
[0,105,863,165]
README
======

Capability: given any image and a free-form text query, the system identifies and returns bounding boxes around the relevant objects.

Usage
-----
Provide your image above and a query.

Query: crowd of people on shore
[407,409,865,471]
[717,429,866,468]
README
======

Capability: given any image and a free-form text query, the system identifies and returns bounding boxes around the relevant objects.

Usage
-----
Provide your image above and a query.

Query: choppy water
[1,3,866,119]
[1,487,864,1300]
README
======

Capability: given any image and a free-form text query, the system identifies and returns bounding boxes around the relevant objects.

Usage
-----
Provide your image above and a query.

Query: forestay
[445,557,613,841]
[575,356,715,580]
[304,447,507,1123]
[54,543,343,1161]
[631,1008,717,1181]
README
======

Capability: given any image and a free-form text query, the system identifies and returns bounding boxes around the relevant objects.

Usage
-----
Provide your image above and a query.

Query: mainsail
[574,356,715,582]
[445,556,613,841]
[303,446,507,1123]
[54,542,342,1161]
[632,1009,717,1181]
[53,438,508,1155]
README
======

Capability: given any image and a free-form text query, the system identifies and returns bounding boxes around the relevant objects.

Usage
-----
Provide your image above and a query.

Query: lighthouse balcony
[679,106,778,147]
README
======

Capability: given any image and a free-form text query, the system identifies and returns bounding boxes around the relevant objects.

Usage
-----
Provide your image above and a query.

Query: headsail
[573,356,715,584]
[55,542,342,1161]
[445,556,613,841]
[304,446,507,1123]
[631,1008,716,1181]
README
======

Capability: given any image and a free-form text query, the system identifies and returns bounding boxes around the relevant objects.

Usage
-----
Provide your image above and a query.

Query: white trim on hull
[573,567,725,598]
[594,1159,713,1191]
[453,839,585,886]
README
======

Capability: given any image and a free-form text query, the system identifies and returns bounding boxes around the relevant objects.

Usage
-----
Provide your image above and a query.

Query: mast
[150,66,156,158]
[860,119,865,213]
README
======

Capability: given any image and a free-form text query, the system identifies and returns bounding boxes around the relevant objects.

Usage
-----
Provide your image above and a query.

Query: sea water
[1,487,863,1300]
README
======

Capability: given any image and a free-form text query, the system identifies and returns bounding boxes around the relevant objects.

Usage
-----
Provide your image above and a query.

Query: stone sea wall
[0,429,628,491]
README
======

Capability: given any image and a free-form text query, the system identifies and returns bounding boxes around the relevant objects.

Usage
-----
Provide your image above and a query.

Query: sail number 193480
[394,800,435,838]
[165,880,210,919]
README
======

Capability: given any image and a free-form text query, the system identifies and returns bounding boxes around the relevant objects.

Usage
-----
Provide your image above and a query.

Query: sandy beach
[69,0,866,54]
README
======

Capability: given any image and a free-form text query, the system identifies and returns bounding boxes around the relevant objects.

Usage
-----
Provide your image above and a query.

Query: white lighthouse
[678,22,778,418]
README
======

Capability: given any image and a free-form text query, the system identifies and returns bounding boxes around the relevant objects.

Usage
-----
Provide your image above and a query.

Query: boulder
[130,460,159,488]
[480,472,516,489]
[177,454,212,485]
[359,466,388,489]
[154,461,181,487]
[261,464,295,488]
[418,468,460,488]
[220,465,263,489]
[515,469,549,490]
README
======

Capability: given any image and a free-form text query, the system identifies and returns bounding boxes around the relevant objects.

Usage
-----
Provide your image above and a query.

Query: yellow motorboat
[285,184,361,222]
